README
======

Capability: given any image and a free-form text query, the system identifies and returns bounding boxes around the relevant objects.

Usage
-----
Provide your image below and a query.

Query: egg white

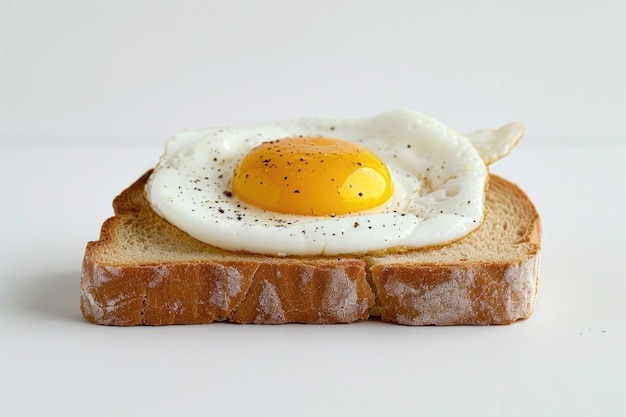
[146,109,493,256]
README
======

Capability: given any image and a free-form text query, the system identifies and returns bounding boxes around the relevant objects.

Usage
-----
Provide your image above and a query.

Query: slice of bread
[80,171,541,325]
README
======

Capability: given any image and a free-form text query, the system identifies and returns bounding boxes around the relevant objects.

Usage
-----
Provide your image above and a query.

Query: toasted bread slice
[80,172,540,325]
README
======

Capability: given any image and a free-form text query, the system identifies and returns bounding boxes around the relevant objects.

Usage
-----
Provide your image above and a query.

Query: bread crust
[80,172,540,325]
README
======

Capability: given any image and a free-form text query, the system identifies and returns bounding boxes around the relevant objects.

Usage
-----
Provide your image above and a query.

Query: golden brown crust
[229,259,372,324]
[368,257,540,325]
[80,172,541,325]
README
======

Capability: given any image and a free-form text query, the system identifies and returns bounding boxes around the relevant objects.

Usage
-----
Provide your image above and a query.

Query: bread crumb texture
[80,172,540,325]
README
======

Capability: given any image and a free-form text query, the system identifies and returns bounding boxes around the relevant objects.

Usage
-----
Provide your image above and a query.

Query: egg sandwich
[80,109,541,325]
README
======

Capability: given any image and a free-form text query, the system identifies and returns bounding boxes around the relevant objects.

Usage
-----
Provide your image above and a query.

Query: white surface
[1,137,625,416]
[2,1,625,415]
[1,0,626,137]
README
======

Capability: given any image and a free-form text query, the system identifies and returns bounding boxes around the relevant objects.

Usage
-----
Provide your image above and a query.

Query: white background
[2,0,626,138]
[1,1,625,416]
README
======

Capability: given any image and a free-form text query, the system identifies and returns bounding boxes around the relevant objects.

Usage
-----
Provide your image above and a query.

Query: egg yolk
[231,137,394,216]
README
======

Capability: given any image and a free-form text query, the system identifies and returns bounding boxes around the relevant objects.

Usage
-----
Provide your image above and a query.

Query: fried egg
[146,109,523,256]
